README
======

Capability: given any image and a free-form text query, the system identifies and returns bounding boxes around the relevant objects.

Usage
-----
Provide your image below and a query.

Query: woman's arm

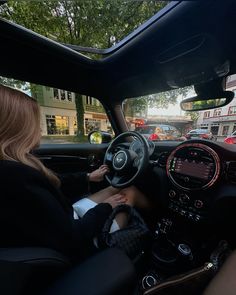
[59,171,89,196]
[2,163,112,259]
[59,165,109,198]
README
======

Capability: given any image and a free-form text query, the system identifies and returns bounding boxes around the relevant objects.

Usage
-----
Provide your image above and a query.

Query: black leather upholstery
[0,247,70,295]
[43,248,137,295]
[0,247,70,267]
[0,247,137,295]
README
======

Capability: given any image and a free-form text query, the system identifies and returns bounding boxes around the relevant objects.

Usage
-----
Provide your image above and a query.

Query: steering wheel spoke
[111,173,124,186]
[105,151,113,163]
[133,157,140,168]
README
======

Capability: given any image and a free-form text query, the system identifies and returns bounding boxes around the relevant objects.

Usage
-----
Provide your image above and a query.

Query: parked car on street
[135,124,181,141]
[185,129,214,140]
[224,130,236,144]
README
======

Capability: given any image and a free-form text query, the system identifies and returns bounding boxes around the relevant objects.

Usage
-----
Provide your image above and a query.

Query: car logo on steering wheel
[116,157,123,163]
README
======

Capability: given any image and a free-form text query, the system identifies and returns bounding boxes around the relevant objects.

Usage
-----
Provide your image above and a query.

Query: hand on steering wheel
[103,131,149,188]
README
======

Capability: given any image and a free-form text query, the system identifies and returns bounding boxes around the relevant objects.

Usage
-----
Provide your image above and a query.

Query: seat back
[0,247,70,295]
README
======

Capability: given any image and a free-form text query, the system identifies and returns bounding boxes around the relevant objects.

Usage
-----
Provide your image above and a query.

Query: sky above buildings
[148,96,184,116]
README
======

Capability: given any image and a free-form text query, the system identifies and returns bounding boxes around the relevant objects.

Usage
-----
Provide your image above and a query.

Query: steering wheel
[103,131,149,188]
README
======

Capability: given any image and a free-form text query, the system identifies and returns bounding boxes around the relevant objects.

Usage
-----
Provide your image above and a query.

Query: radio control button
[184,177,190,183]
[187,212,194,219]
[180,210,186,216]
[194,215,201,221]
[169,190,176,199]
[194,200,203,209]
[179,193,190,203]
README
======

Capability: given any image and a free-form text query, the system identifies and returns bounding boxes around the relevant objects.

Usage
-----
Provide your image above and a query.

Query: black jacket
[0,160,112,260]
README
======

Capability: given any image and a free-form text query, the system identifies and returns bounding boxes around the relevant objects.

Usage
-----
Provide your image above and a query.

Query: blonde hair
[0,84,60,187]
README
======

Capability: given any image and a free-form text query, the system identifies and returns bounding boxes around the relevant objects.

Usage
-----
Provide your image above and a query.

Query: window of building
[203,111,210,118]
[46,115,69,135]
[210,124,220,136]
[233,123,236,133]
[213,108,221,116]
[53,88,59,99]
[200,124,209,129]
[222,125,229,136]
[67,91,72,102]
[228,106,236,115]
[60,90,66,101]
[86,96,93,105]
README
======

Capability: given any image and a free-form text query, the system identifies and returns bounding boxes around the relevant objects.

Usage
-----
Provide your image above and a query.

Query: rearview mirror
[180,91,234,112]
[88,131,112,144]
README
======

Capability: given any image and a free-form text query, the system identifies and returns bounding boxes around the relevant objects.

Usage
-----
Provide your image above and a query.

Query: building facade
[197,75,236,139]
[32,85,112,136]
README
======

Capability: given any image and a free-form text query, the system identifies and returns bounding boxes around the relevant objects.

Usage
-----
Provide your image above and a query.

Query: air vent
[157,152,170,167]
[227,162,236,183]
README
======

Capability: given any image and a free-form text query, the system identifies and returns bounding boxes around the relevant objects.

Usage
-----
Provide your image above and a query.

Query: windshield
[124,86,193,142]
[135,126,156,134]
[124,75,236,142]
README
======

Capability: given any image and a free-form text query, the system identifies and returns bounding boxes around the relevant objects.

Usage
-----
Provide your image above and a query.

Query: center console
[140,218,230,294]
[139,142,226,293]
[165,142,221,223]
[167,187,207,222]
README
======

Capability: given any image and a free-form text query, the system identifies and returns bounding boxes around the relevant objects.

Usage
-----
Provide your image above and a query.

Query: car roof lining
[0,0,236,102]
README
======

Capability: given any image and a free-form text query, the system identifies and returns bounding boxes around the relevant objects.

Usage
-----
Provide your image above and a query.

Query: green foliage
[0,76,28,90]
[126,86,193,116]
[186,111,199,122]
[0,0,168,48]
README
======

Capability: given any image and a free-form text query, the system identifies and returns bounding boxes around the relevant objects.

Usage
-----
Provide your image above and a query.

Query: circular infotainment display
[167,143,220,190]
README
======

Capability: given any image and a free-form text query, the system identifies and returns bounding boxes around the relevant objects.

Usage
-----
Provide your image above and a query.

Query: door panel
[34,143,109,200]
[35,143,109,174]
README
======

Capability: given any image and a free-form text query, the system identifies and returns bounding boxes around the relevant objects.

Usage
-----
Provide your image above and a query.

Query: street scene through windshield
[124,75,236,144]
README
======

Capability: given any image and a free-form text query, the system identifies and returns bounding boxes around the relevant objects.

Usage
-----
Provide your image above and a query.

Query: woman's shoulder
[0,160,46,182]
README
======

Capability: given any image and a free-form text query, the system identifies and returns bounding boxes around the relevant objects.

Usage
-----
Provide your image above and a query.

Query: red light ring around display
[166,143,221,191]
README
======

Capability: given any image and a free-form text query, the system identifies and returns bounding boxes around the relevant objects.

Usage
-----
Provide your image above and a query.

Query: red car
[224,131,236,144]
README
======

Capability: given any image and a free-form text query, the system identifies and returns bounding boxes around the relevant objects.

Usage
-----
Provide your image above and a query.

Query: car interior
[1,0,236,294]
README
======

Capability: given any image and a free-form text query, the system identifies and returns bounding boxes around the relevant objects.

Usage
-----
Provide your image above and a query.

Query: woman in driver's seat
[0,84,148,261]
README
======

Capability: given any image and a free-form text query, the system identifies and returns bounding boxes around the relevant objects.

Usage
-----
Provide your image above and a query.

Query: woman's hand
[103,194,127,208]
[88,165,109,182]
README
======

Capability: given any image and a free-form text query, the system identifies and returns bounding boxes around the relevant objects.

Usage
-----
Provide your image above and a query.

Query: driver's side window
[0,76,113,144]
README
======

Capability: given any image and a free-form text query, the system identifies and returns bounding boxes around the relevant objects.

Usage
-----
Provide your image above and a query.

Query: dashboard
[148,139,236,224]
[118,137,236,225]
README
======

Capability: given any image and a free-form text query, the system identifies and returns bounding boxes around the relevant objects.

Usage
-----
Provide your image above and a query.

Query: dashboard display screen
[167,143,220,190]
[172,158,213,180]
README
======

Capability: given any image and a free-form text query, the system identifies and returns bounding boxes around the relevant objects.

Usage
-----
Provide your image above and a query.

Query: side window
[162,126,170,133]
[0,77,113,144]
[156,127,162,133]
